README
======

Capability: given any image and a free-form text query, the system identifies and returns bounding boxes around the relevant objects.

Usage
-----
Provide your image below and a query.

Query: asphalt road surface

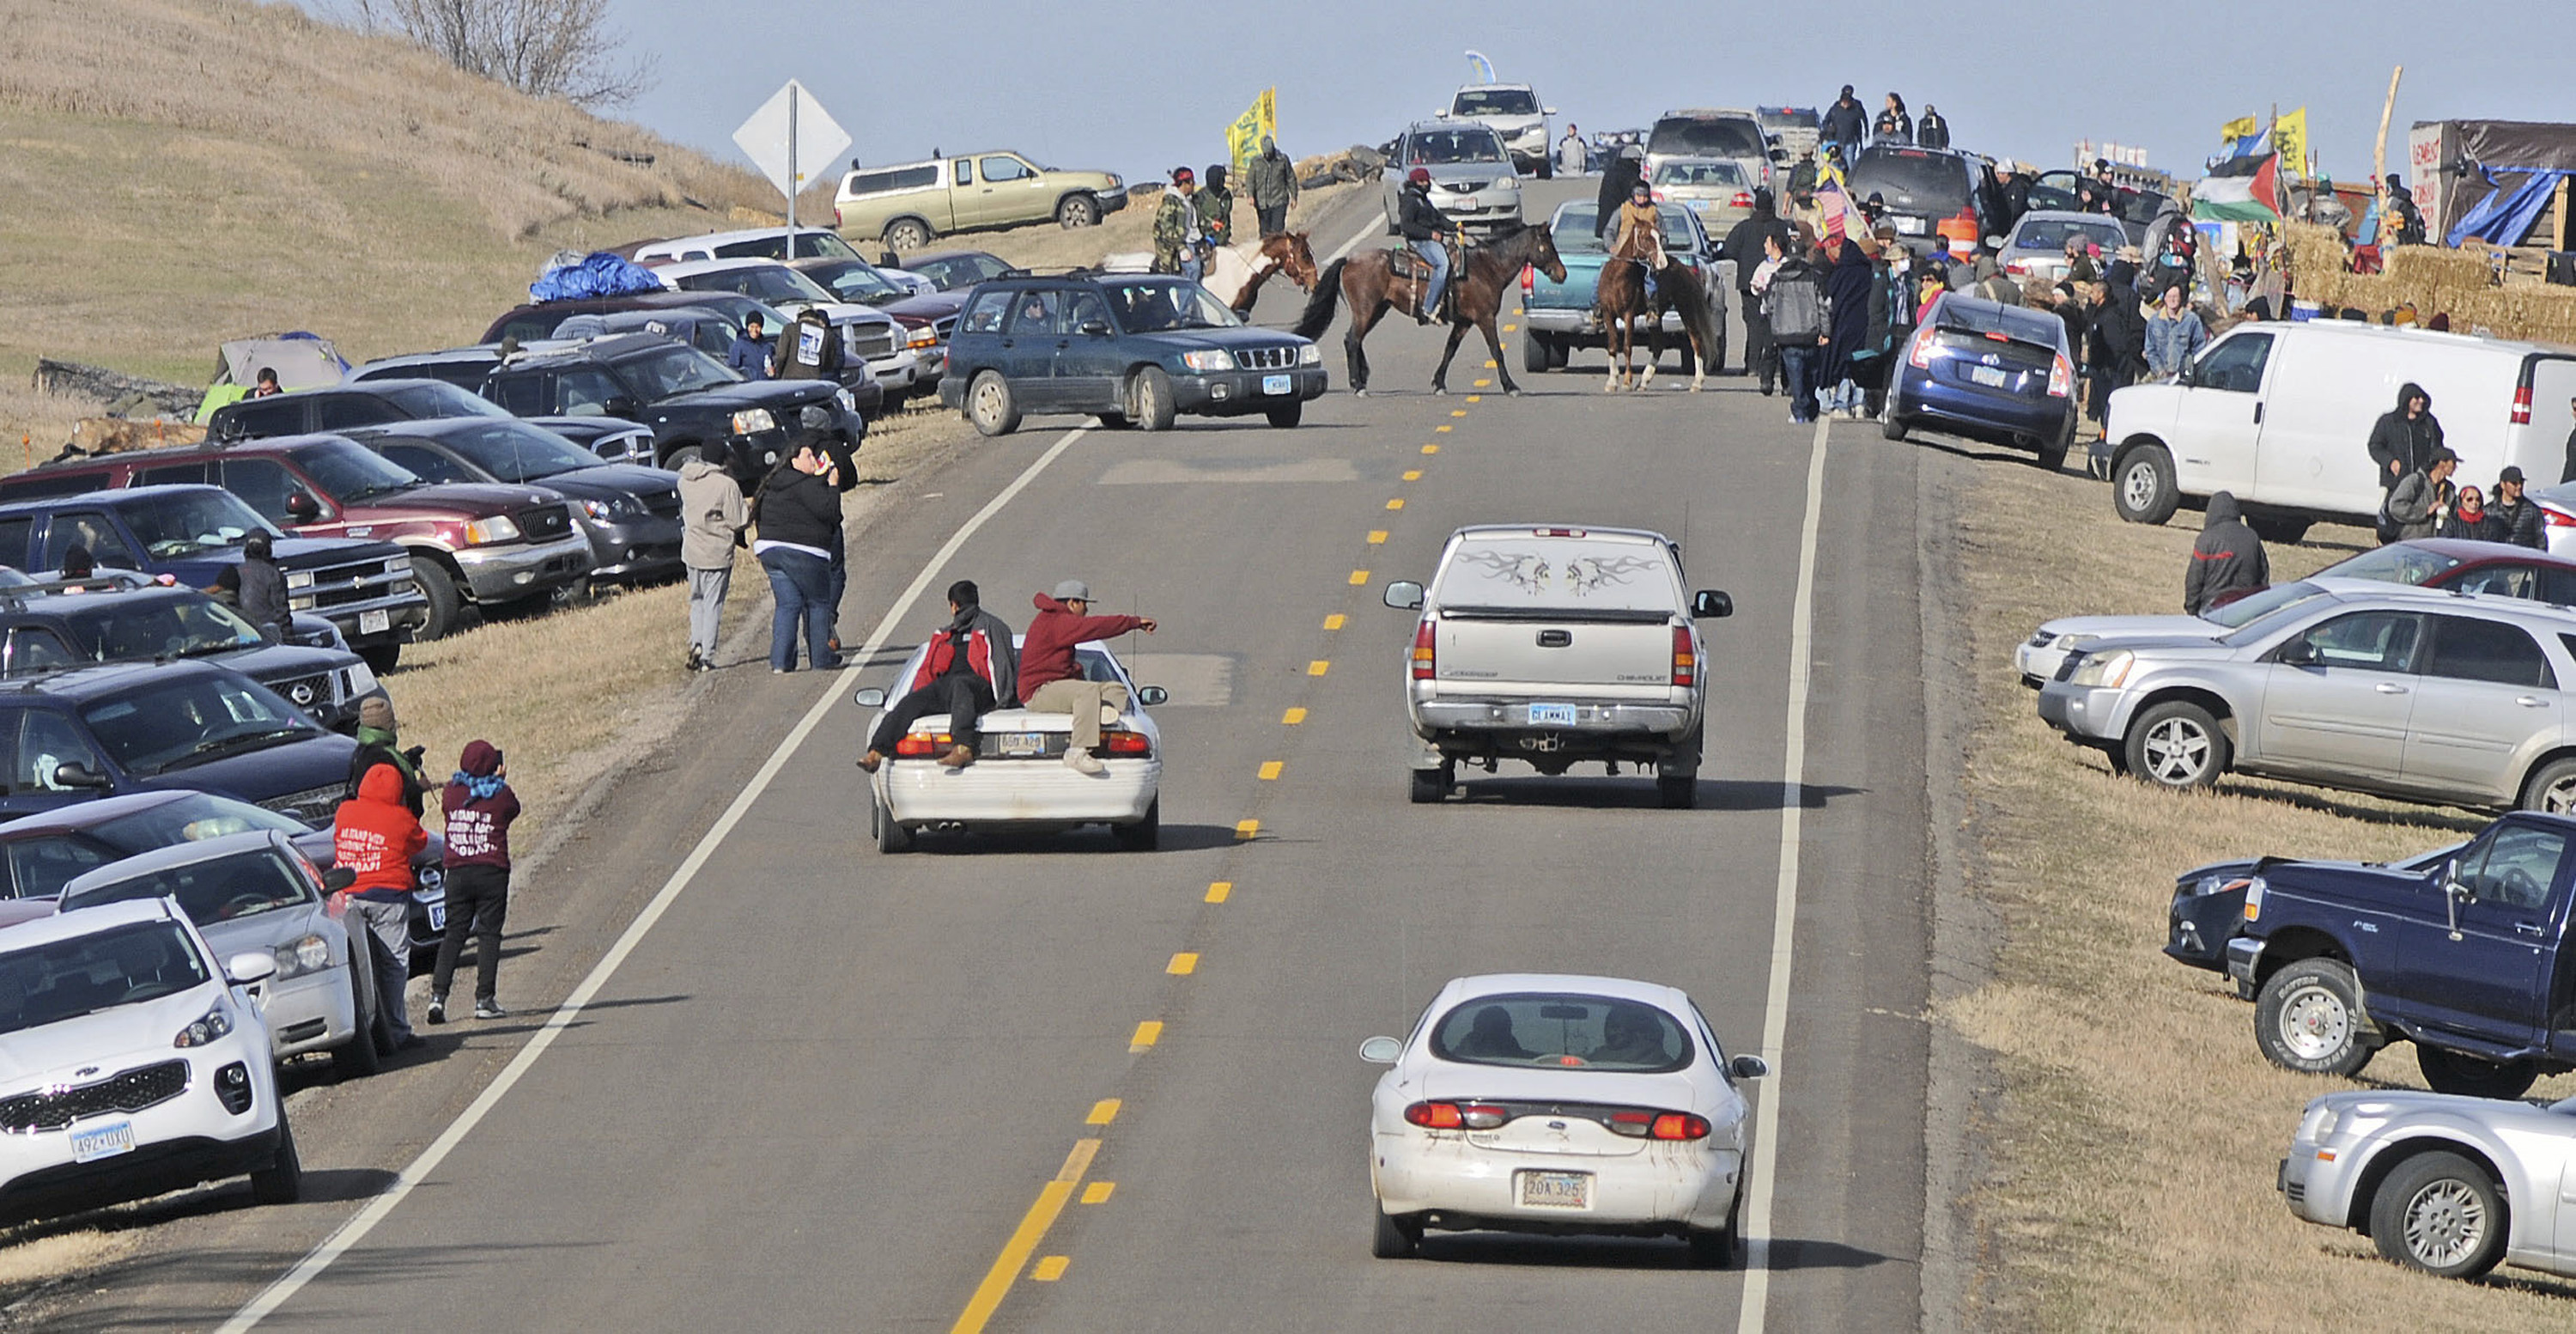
[63,180,1935,1333]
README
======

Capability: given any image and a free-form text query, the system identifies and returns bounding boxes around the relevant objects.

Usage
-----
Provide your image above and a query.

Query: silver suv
[1443,84,1555,178]
[2037,584,2576,811]
[1380,122,1524,236]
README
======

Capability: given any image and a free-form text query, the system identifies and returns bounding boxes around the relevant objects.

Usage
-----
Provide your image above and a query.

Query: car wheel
[1882,411,1909,442]
[249,1112,303,1206]
[2111,442,2180,525]
[1112,799,1160,851]
[872,791,913,854]
[1371,1206,1421,1259]
[357,643,401,675]
[884,218,934,250]
[2369,1151,2508,1279]
[2251,957,2376,1077]
[2517,756,2576,813]
[1094,412,1135,430]
[2415,1046,2541,1099]
[1264,401,1303,429]
[2034,429,2073,473]
[1523,332,1551,374]
[332,958,383,1080]
[410,560,463,641]
[1057,195,1100,228]
[968,371,1021,437]
[1657,771,1698,809]
[1409,760,1454,805]
[1130,368,1178,432]
[1686,1224,1738,1269]
[2247,515,2312,545]
[2122,700,2227,789]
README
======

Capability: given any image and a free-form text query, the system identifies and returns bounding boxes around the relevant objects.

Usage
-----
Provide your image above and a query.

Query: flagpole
[2374,65,2404,235]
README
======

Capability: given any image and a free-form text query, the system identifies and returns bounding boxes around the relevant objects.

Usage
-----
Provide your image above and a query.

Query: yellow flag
[1227,88,1276,183]
[2219,114,2258,143]
[2273,107,2309,172]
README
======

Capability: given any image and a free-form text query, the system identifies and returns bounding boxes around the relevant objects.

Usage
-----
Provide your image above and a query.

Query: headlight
[579,498,616,523]
[275,934,331,979]
[834,387,857,413]
[2065,649,2135,689]
[2051,633,2099,652]
[1182,350,1236,372]
[2190,874,2254,899]
[463,515,522,545]
[1298,343,1322,366]
[731,408,777,435]
[383,555,413,578]
[1494,176,1520,191]
[283,570,315,590]
[174,1000,234,1048]
[343,662,378,697]
[2297,1103,2341,1143]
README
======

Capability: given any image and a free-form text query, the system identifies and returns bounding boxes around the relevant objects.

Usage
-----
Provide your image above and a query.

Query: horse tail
[1293,259,1349,340]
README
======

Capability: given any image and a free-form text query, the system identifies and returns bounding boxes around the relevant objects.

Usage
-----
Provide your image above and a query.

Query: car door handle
[2374,682,2409,694]
[2252,402,2263,424]
[2518,696,2552,707]
[2517,922,2547,936]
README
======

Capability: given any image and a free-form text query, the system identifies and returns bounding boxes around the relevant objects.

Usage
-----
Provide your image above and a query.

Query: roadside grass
[1944,449,2576,1330]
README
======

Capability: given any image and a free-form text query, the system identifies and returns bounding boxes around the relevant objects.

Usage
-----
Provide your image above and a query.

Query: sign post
[733,80,852,250]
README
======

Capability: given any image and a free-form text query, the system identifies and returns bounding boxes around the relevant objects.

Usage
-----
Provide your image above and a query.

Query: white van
[2099,321,2576,541]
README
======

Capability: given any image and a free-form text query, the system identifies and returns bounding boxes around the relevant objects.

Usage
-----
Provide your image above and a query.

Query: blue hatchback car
[1883,293,2079,470]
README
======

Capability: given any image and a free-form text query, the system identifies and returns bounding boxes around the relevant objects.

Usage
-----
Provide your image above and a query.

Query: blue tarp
[2447,168,2575,248]
[529,253,668,302]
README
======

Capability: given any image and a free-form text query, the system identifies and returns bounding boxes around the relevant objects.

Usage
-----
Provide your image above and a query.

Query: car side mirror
[283,492,319,521]
[1383,580,1425,611]
[1984,235,2008,250]
[2276,639,2316,667]
[1359,1036,1403,1063]
[323,866,356,893]
[1135,685,1170,707]
[1078,320,1109,337]
[602,397,640,417]
[1542,107,1558,117]
[226,951,278,986]
[1692,589,1733,619]
[853,686,888,709]
[1730,1053,1771,1080]
[49,762,109,790]
[1770,149,1789,164]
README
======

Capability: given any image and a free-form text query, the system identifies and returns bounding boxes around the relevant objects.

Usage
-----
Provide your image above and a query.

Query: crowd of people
[1151,137,1301,279]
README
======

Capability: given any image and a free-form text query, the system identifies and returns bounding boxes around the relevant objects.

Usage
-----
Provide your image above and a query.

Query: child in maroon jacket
[429,740,521,1023]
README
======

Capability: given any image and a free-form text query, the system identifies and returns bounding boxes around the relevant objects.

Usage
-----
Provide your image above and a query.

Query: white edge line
[216,426,1092,1333]
[1735,415,1831,1331]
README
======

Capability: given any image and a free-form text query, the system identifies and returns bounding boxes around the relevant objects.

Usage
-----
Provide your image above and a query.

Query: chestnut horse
[1292,223,1566,394]
[1202,232,1321,314]
[1595,258,1723,393]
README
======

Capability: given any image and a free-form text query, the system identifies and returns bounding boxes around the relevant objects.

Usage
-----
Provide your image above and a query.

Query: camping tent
[191,333,349,423]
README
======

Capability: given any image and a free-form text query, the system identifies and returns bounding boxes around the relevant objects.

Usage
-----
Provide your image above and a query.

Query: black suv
[477,333,864,486]
[0,582,385,733]
[205,379,511,443]
[0,660,358,825]
[341,359,659,463]
[478,292,885,409]
[344,417,683,584]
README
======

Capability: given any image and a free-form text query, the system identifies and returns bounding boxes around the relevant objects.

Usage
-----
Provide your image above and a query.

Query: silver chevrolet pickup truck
[1385,525,1732,807]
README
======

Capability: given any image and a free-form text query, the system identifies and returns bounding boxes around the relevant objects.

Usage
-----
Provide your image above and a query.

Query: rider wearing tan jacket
[1611,183,1668,272]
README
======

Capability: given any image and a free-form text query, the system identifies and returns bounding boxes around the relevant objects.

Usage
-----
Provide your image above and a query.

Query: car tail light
[2049,353,2074,399]
[1984,331,2012,342]
[893,732,951,758]
[2512,382,2533,425]
[1102,729,1151,756]
[2545,505,2576,528]
[1730,192,1753,209]
[1908,324,1940,369]
[1532,527,1588,537]
[2005,261,2026,276]
[1607,1109,1711,1139]
[1412,618,1437,680]
[1521,264,1534,295]
[1404,1101,1504,1130]
[1650,190,1667,204]
[1670,625,1696,687]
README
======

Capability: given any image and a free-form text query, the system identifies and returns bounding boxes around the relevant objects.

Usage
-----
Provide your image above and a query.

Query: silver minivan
[2037,584,2576,812]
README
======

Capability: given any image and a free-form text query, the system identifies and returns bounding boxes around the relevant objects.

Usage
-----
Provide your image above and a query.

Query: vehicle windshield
[1648,117,1763,159]
[802,260,905,305]
[2202,580,2329,630]
[1452,88,1539,117]
[612,345,743,400]
[59,594,264,662]
[80,676,318,777]
[117,490,280,558]
[2221,598,2342,649]
[1406,130,1506,166]
[1430,993,1694,1073]
[288,439,423,504]
[382,382,507,420]
[1551,204,1695,254]
[1653,161,1747,188]
[1433,535,1680,614]
[0,794,313,902]
[2315,544,2465,586]
[0,920,209,1034]
[1849,149,1970,207]
[61,846,313,924]
[2009,216,2128,253]
[430,421,599,482]
[684,265,841,308]
[1105,281,1242,332]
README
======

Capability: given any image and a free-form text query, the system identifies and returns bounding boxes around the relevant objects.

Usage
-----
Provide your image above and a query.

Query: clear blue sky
[603,2,2570,193]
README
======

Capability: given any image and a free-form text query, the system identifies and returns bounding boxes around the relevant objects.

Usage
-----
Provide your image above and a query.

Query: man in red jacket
[1020,580,1156,775]
[335,763,428,1049]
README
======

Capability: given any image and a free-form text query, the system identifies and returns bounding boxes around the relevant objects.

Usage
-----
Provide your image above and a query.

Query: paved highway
[64,180,1938,1333]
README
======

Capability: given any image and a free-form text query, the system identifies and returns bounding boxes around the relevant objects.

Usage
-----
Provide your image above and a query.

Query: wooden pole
[2374,65,2403,237]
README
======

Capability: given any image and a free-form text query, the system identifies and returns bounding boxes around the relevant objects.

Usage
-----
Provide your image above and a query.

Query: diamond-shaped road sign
[732,80,851,202]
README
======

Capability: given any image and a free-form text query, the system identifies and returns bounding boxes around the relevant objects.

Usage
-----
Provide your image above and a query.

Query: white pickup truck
[1384,526,1733,807]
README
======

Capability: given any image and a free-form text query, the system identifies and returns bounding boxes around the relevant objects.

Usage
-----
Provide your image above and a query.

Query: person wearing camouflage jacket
[1152,168,1205,278]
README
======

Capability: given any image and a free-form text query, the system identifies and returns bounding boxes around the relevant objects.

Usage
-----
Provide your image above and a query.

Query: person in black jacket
[1916,105,1950,150]
[2365,382,2443,496]
[750,443,844,673]
[2494,467,2547,549]
[1595,149,1644,239]
[2184,492,2269,614]
[1822,86,1867,161]
[1721,190,1789,385]
[1872,93,1912,146]
[1396,168,1457,323]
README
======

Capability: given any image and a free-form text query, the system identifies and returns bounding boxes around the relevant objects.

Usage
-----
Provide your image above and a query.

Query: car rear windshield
[64,847,315,926]
[1648,116,1763,159]
[289,439,422,505]
[0,795,307,901]
[1551,204,1695,253]
[1431,993,1693,1073]
[430,420,599,482]
[1849,149,1970,207]
[2202,580,2329,630]
[1405,130,1505,165]
[118,489,279,558]
[60,595,264,663]
[1434,534,1680,614]
[611,345,742,399]
[1935,298,2066,348]
[803,260,905,304]
[844,166,940,196]
[1453,88,1539,117]
[81,676,317,777]
[2010,216,2127,253]
[1654,161,1747,188]
[0,920,208,1034]
[2315,544,2464,586]
[381,382,507,420]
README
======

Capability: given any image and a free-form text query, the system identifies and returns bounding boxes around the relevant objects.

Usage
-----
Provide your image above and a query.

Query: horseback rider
[1396,166,1458,325]
[1611,180,1668,304]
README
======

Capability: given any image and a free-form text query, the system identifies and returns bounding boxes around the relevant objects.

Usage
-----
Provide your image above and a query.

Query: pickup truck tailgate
[1433,610,1678,692]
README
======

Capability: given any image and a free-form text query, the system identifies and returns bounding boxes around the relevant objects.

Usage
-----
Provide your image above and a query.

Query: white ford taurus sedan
[1360,973,1768,1264]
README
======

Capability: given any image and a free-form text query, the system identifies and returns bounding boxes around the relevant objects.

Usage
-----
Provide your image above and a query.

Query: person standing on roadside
[1198,164,1236,252]
[1246,137,1298,237]
[1763,232,1828,423]
[1916,104,1951,149]
[2184,491,2269,614]
[770,308,844,383]
[428,740,519,1025]
[226,533,290,643]
[1019,582,1157,775]
[750,442,842,673]
[2366,382,2444,501]
[1820,235,1875,419]
[2494,467,2547,549]
[2142,285,2208,381]
[1872,93,1912,146]
[2385,448,2458,543]
[1557,124,1586,178]
[2440,484,2500,541]
[1822,85,1867,162]
[347,695,427,817]
[334,762,427,1051]
[859,581,1017,772]
[1722,189,1789,388]
[726,313,773,381]
[677,454,747,671]
[1152,168,1204,279]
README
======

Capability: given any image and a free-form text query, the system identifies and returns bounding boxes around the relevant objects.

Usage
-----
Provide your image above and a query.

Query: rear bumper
[579,515,686,582]
[878,758,1161,828]
[1173,367,1329,414]
[1896,374,2076,443]
[1373,1131,1738,1232]
[1524,307,1697,340]
[453,532,595,604]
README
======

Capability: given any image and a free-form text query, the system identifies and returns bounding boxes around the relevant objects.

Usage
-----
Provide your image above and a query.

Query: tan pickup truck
[834,152,1127,251]
[1385,525,1733,807]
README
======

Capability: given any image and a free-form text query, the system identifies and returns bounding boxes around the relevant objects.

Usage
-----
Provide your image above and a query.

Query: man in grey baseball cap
[1018,579,1157,773]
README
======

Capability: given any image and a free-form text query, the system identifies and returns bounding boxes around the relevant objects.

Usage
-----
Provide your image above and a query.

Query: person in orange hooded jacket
[336,762,428,1049]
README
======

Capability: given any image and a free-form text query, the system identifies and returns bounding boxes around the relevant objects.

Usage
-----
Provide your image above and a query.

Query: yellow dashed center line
[1385,499,1404,510]
[1367,530,1388,545]
[1280,707,1306,726]
[1434,425,1451,433]
[1081,1182,1115,1204]
[1322,613,1346,630]
[1502,322,1517,332]
[1483,358,1497,368]
[1466,395,1482,404]
[1307,660,1329,675]
[1402,470,1423,481]
[1473,379,1491,388]
[1031,1257,1069,1282]
[1087,1099,1121,1124]
[1206,880,1233,902]
[1348,569,1370,585]
[950,1138,1100,1333]
[1234,819,1261,839]
[1449,409,1468,417]
[1166,953,1198,976]
[1257,760,1284,781]
[1128,1020,1163,1052]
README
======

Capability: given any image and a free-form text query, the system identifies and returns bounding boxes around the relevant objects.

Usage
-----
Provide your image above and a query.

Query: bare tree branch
[343,0,654,108]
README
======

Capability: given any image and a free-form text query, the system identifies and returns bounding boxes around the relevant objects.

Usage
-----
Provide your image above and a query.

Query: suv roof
[493,332,673,372]
[0,657,214,702]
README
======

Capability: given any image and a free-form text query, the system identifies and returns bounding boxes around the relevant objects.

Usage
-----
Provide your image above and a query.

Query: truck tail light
[2049,353,2074,399]
[892,731,951,758]
[1101,729,1151,757]
[2512,382,2533,425]
[1671,625,1696,687]
[1404,1101,1505,1130]
[2005,260,2026,276]
[1412,618,1437,680]
[1909,324,1940,369]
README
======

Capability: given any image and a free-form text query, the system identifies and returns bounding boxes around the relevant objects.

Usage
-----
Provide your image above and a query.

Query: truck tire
[2111,442,2180,525]
[2516,755,2576,813]
[2123,699,2227,789]
[883,217,934,250]
[410,560,464,641]
[2368,1151,2509,1279]
[1657,772,1698,809]
[2415,1047,2541,1099]
[1057,194,1101,228]
[1409,761,1454,805]
[1524,332,1551,374]
[1129,368,1177,432]
[2252,957,2377,1077]
[968,371,1021,437]
[358,643,402,675]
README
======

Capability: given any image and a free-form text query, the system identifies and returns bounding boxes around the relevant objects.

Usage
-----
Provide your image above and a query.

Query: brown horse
[1292,223,1567,394]
[1595,258,1724,393]
[1205,232,1321,314]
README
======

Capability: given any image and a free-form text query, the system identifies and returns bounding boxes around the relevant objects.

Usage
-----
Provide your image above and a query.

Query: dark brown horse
[1292,223,1566,394]
[1595,258,1724,392]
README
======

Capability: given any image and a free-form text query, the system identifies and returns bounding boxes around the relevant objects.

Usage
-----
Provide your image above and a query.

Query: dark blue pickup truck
[2220,812,2576,1099]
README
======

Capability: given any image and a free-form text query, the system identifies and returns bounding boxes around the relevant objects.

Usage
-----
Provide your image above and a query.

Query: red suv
[0,435,592,637]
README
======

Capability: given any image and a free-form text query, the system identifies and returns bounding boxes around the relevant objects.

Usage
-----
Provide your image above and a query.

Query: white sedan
[853,638,1168,853]
[1360,972,1769,1264]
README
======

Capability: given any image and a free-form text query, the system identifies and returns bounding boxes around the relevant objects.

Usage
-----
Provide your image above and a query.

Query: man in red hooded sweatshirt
[430,740,519,1024]
[336,762,428,1049]
[1019,579,1156,776]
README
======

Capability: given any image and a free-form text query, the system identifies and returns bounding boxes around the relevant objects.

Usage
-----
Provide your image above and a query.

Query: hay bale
[70,418,203,454]
[2384,245,2494,291]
